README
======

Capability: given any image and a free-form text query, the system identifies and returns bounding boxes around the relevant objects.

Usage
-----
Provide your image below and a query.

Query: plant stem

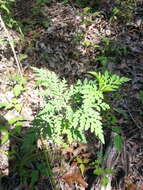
[40,136,58,190]
[0,14,23,77]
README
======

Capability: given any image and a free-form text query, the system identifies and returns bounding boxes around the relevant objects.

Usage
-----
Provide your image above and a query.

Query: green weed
[91,155,115,187]
[32,67,130,146]
[0,0,23,35]
[0,74,26,113]
[109,0,137,24]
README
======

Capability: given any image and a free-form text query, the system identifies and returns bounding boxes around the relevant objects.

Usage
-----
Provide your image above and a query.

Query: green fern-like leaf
[33,68,130,146]
[89,71,130,92]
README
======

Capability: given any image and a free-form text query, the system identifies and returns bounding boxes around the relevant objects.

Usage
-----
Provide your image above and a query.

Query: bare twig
[124,99,141,129]
[0,14,23,77]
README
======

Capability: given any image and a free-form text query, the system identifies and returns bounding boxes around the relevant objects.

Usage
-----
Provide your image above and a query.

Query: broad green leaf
[8,118,17,125]
[101,176,109,187]
[79,163,85,175]
[104,168,115,174]
[12,98,18,104]
[83,7,91,14]
[19,54,28,61]
[31,170,39,186]
[15,104,22,112]
[92,12,101,18]
[77,157,83,164]
[5,103,14,110]
[8,116,24,125]
[0,125,9,145]
[114,135,123,151]
[15,121,23,127]
[17,116,25,121]
[93,167,105,175]
[10,74,27,84]
[13,84,24,97]
[0,38,7,44]
[0,4,10,14]
[82,40,91,47]
[11,121,22,134]
[0,102,7,108]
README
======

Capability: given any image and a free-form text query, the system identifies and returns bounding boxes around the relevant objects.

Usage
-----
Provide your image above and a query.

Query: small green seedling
[9,116,25,135]
[1,74,26,112]
[91,158,115,187]
[76,157,90,174]
[3,97,22,112]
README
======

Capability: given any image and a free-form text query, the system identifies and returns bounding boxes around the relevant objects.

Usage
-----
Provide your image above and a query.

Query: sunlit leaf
[101,176,109,187]
[19,54,28,61]
[0,102,7,108]
[0,125,9,145]
[93,167,105,175]
[79,163,85,175]
[13,84,24,97]
[15,104,22,112]
[5,103,14,110]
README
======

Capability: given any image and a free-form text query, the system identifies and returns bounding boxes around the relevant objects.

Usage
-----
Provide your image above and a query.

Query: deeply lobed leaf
[33,68,130,146]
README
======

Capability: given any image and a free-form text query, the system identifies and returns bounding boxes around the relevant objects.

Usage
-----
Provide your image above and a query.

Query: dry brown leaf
[62,165,88,188]
[61,147,73,154]
[72,144,88,157]
[126,184,137,190]
[61,143,90,162]
[125,177,137,190]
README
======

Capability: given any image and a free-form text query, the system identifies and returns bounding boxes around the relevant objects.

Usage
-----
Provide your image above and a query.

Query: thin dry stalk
[0,14,23,77]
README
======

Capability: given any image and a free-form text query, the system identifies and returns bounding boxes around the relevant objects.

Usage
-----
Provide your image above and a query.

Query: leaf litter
[0,0,143,189]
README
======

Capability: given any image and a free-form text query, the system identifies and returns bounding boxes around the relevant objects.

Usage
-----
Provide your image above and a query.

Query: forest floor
[0,0,143,189]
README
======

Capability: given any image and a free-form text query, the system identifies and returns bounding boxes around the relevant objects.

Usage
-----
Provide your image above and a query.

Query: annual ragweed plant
[32,67,130,146]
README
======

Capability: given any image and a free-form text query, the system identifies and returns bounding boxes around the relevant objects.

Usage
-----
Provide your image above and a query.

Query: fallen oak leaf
[61,143,90,162]
[61,165,88,188]
[61,143,88,157]
[72,144,88,157]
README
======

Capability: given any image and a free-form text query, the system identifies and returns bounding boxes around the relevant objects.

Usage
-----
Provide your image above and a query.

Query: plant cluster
[0,73,26,112]
[0,74,27,146]
[94,37,129,71]
[33,67,130,146]
[109,0,137,23]
[0,0,21,30]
